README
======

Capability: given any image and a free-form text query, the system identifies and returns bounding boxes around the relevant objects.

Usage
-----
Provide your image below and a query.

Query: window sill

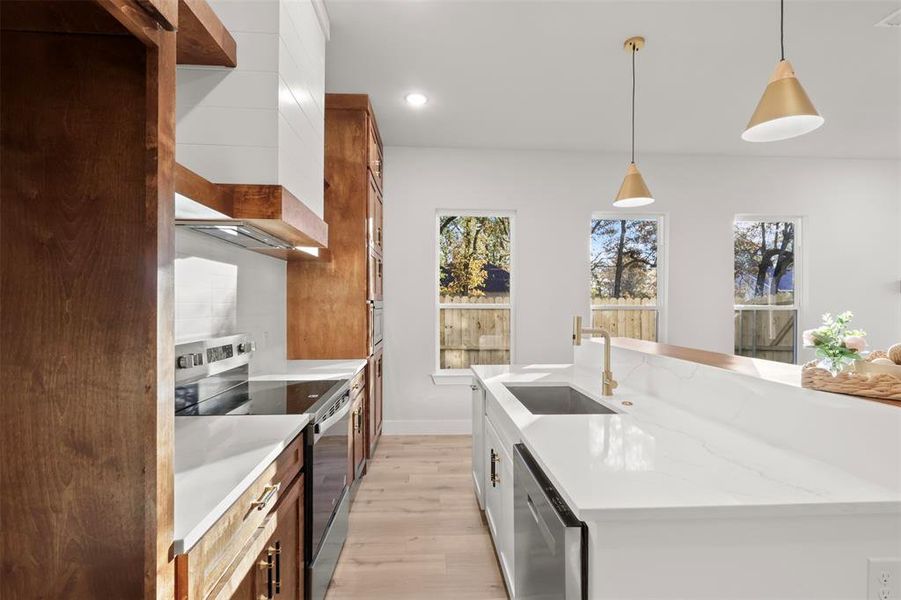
[431,370,474,386]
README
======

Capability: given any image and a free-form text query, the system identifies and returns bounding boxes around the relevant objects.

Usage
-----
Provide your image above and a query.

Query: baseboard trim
[381,419,471,435]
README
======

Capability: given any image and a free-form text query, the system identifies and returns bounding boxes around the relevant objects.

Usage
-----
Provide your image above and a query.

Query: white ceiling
[324,1,901,159]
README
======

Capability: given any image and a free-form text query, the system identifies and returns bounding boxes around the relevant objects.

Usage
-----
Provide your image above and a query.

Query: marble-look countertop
[173,359,366,554]
[472,363,901,522]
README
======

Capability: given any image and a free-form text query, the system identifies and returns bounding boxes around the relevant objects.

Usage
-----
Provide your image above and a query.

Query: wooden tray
[802,352,901,401]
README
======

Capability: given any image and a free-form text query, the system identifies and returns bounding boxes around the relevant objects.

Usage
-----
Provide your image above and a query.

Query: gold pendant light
[742,0,824,142]
[614,36,654,208]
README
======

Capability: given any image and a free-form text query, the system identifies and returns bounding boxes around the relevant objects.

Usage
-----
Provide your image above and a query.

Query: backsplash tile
[175,228,286,373]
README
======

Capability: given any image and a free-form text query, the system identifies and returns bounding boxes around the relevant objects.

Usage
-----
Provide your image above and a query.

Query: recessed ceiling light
[405,93,428,107]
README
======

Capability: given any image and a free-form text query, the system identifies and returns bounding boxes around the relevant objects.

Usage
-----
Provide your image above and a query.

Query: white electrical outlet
[869,558,901,600]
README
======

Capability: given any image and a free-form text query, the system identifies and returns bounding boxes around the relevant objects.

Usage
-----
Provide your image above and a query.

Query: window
[733,217,800,364]
[590,216,662,341]
[437,213,512,370]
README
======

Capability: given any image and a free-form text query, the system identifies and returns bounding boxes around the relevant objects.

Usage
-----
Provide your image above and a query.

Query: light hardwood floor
[324,435,507,600]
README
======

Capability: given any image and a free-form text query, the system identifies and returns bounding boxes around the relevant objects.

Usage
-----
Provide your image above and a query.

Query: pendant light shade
[614,163,654,208]
[742,60,823,142]
[742,0,824,142]
[614,36,654,207]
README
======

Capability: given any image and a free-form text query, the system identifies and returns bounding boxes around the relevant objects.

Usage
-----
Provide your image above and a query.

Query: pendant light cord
[780,0,785,60]
[631,44,636,164]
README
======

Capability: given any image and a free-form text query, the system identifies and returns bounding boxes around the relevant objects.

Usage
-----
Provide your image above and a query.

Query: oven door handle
[313,396,352,443]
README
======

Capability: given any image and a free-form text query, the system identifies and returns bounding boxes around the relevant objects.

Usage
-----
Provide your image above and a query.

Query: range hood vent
[175,219,295,251]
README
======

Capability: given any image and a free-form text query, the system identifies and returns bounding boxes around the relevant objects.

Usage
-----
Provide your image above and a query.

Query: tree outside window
[438,215,512,370]
[590,217,661,342]
[733,218,799,364]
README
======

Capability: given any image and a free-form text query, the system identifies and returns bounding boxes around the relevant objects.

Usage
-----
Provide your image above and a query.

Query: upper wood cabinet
[368,174,384,256]
[287,94,384,359]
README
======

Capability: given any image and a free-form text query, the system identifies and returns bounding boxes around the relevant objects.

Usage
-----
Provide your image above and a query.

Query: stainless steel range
[175,334,351,600]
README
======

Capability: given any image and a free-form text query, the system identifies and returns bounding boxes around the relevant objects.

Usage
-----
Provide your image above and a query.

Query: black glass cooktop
[175,378,344,417]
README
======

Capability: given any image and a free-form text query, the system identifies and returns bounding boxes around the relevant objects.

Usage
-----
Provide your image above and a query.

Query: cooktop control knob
[176,354,195,369]
[238,341,256,354]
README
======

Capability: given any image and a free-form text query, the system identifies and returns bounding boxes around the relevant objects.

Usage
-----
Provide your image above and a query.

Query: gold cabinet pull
[251,483,280,511]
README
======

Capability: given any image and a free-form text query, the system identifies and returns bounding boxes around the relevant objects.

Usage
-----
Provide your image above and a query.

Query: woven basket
[802,351,901,401]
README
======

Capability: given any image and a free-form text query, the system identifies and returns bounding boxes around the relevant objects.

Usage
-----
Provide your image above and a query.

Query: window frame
[434,209,516,376]
[588,212,667,343]
[732,214,804,364]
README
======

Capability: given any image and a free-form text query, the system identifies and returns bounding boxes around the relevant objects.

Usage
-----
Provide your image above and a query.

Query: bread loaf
[888,343,901,365]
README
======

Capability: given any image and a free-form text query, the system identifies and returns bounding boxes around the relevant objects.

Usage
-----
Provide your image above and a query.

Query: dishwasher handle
[526,492,557,554]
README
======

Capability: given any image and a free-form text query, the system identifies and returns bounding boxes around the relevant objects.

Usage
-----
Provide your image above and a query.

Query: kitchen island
[471,339,901,599]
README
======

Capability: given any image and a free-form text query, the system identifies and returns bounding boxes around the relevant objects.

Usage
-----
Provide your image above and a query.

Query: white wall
[175,228,287,375]
[382,146,901,433]
[176,0,327,217]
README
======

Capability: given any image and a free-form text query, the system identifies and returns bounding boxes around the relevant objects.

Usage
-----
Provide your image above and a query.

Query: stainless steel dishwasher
[514,443,588,600]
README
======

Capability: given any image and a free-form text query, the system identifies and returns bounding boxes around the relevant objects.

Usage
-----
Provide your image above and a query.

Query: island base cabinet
[471,382,486,510]
[483,417,515,596]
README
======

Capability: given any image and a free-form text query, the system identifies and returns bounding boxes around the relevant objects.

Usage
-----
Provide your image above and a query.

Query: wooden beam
[175,162,232,215]
[176,0,237,67]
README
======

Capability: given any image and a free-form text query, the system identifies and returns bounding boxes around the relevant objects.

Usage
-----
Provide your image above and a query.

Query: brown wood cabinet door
[271,475,303,600]
[368,120,383,191]
[375,348,384,433]
[353,396,365,478]
[367,353,378,457]
[367,175,383,255]
[348,395,364,481]
[230,554,260,600]
[368,249,383,302]
[376,193,384,254]
[240,475,303,600]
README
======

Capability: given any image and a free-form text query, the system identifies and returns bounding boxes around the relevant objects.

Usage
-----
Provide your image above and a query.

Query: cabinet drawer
[177,435,304,600]
[350,368,366,402]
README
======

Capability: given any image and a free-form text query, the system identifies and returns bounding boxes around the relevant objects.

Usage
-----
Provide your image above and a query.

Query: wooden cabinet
[230,474,304,600]
[368,120,384,191]
[176,436,305,600]
[1,2,180,597]
[288,93,384,360]
[367,344,384,456]
[368,248,383,302]
[348,389,365,483]
[368,175,383,256]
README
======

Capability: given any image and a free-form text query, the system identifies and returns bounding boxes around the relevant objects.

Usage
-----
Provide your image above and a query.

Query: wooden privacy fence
[439,303,510,369]
[438,295,796,369]
[734,308,796,364]
[591,298,658,342]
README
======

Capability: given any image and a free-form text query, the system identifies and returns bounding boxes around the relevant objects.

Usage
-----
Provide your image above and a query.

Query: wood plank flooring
[325,435,507,600]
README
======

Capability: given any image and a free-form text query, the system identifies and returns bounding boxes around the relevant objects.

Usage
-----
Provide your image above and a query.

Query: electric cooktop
[175,378,345,417]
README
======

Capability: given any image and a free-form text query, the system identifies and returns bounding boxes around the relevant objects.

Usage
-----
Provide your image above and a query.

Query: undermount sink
[503,385,617,415]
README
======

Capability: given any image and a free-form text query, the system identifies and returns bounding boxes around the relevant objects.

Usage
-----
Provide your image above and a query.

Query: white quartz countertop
[251,359,367,382]
[472,363,901,522]
[173,414,310,553]
[173,359,365,554]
